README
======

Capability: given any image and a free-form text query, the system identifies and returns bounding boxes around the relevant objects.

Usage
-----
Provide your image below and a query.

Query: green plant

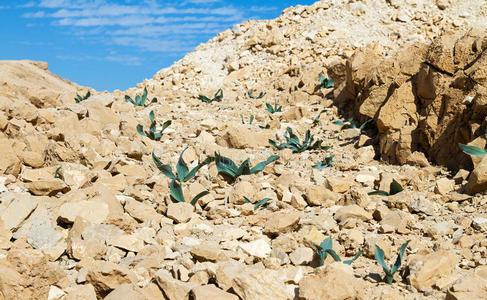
[137,111,171,141]
[333,118,373,131]
[368,179,403,196]
[269,127,329,153]
[266,102,282,114]
[375,241,410,284]
[312,109,327,127]
[125,87,157,107]
[316,237,361,266]
[259,124,270,129]
[74,91,91,103]
[318,74,334,89]
[458,143,487,157]
[169,180,210,205]
[214,153,279,182]
[54,166,61,178]
[248,91,266,99]
[152,148,214,183]
[199,89,223,103]
[152,148,214,205]
[243,196,271,210]
[313,154,335,170]
[241,114,254,125]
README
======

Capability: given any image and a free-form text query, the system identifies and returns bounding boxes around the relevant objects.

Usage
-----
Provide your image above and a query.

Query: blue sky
[0,0,316,91]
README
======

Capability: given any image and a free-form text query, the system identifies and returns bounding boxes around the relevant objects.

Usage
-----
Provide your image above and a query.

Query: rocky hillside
[1,0,487,299]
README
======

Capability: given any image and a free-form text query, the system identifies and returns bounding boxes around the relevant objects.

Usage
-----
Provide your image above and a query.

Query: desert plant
[199,89,223,103]
[74,91,91,103]
[318,73,334,89]
[458,143,487,157]
[312,109,327,127]
[313,154,335,170]
[368,179,403,196]
[375,241,410,284]
[152,148,214,183]
[54,166,62,178]
[243,196,271,210]
[214,152,279,182]
[152,148,214,206]
[248,91,266,99]
[137,111,171,141]
[125,87,157,107]
[169,179,210,205]
[259,124,270,129]
[316,237,361,266]
[266,102,282,114]
[269,127,329,153]
[241,114,254,125]
[333,118,373,131]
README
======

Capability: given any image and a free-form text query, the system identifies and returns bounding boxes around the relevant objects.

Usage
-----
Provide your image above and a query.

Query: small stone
[58,200,109,224]
[472,217,487,232]
[334,205,372,222]
[305,186,337,206]
[191,284,239,300]
[239,239,271,258]
[435,178,454,195]
[299,262,363,300]
[166,202,194,223]
[408,251,458,291]
[264,210,301,235]
[48,285,66,300]
[289,247,314,265]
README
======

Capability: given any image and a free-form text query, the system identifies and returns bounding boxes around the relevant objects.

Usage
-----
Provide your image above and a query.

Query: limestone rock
[58,200,109,224]
[191,284,239,300]
[299,262,363,300]
[155,269,197,300]
[334,205,372,222]
[239,239,271,259]
[232,269,288,300]
[408,251,458,291]
[264,210,301,235]
[166,202,194,223]
[86,260,138,297]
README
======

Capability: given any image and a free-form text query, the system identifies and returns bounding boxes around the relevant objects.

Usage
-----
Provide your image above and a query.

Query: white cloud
[20,0,273,65]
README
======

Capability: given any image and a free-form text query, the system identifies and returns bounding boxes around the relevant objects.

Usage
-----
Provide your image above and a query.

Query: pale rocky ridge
[0,0,487,299]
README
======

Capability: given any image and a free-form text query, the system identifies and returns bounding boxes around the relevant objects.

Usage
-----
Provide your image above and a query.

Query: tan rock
[325,177,352,193]
[408,251,458,291]
[232,269,288,300]
[239,239,271,259]
[191,241,228,262]
[299,262,363,300]
[110,234,144,252]
[446,274,487,300]
[21,150,44,168]
[334,205,372,222]
[215,260,245,291]
[155,269,197,300]
[58,200,109,224]
[264,210,301,235]
[26,179,68,196]
[64,284,98,300]
[86,260,138,297]
[305,186,337,206]
[218,123,272,149]
[191,284,239,300]
[166,202,194,223]
[435,177,454,195]
[104,283,146,300]
[289,247,314,265]
[0,138,21,176]
[0,193,39,230]
[466,156,487,194]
